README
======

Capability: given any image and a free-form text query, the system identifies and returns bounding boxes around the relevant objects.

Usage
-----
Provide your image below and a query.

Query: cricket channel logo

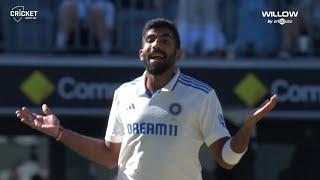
[261,11,298,25]
[10,6,38,22]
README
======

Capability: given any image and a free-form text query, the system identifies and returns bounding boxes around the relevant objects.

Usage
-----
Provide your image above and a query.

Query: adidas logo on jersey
[126,103,135,110]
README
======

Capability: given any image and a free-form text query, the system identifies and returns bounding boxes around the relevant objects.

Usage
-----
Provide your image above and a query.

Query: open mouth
[149,52,166,62]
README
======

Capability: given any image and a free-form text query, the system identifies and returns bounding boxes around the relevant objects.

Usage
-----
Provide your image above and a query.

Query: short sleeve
[200,90,231,146]
[105,90,124,143]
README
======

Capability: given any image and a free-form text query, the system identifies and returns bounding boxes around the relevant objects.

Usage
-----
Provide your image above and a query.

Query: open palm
[245,95,277,127]
[15,104,60,138]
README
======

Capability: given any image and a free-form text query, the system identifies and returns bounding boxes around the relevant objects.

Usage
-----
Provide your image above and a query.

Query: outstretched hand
[15,104,60,138]
[245,95,277,127]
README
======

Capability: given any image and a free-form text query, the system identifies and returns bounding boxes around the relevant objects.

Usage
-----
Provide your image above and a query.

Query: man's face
[139,28,180,75]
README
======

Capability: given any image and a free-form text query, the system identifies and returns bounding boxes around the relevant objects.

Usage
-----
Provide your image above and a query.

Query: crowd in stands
[56,0,115,55]
[0,0,319,58]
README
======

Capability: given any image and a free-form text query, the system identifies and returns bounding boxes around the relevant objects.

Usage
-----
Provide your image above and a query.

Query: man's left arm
[209,95,277,169]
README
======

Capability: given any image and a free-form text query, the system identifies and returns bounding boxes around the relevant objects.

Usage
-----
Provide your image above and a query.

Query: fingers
[16,107,34,122]
[15,107,43,129]
[42,104,53,116]
[253,95,277,120]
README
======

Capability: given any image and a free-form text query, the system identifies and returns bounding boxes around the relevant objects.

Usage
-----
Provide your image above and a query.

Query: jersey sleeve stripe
[179,75,212,92]
[180,74,213,90]
[178,79,211,93]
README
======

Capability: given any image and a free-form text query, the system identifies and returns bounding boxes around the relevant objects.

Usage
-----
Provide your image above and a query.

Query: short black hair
[142,18,180,49]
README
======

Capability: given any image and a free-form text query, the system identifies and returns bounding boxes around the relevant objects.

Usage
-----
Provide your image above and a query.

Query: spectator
[279,0,320,58]
[119,0,159,10]
[176,0,227,57]
[233,0,281,58]
[56,0,115,55]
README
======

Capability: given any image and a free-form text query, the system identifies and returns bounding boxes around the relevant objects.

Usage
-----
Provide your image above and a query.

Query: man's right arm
[59,128,121,169]
[15,104,121,169]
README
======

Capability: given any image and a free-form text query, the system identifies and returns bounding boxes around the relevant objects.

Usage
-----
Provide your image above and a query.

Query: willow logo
[20,71,55,105]
[262,11,298,25]
[234,73,268,107]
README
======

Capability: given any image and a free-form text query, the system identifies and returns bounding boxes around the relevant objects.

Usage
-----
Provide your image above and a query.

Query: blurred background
[0,0,320,180]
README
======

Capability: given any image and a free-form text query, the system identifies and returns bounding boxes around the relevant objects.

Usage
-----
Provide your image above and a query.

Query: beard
[143,50,177,75]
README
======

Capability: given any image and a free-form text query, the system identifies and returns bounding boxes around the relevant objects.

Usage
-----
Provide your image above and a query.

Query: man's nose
[151,39,161,49]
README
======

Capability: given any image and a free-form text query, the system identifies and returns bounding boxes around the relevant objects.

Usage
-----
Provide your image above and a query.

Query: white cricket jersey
[105,69,230,180]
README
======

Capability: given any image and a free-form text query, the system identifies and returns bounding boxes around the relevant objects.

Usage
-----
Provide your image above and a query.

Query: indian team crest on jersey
[169,103,182,115]
[218,114,226,128]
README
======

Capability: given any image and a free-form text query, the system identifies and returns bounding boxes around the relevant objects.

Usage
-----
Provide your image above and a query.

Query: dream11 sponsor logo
[10,6,38,22]
[261,11,298,25]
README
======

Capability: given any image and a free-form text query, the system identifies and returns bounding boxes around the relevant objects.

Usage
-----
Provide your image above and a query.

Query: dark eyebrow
[159,33,174,39]
[145,33,173,39]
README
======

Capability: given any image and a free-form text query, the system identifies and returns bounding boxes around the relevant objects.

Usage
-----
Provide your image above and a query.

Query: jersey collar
[137,68,181,96]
